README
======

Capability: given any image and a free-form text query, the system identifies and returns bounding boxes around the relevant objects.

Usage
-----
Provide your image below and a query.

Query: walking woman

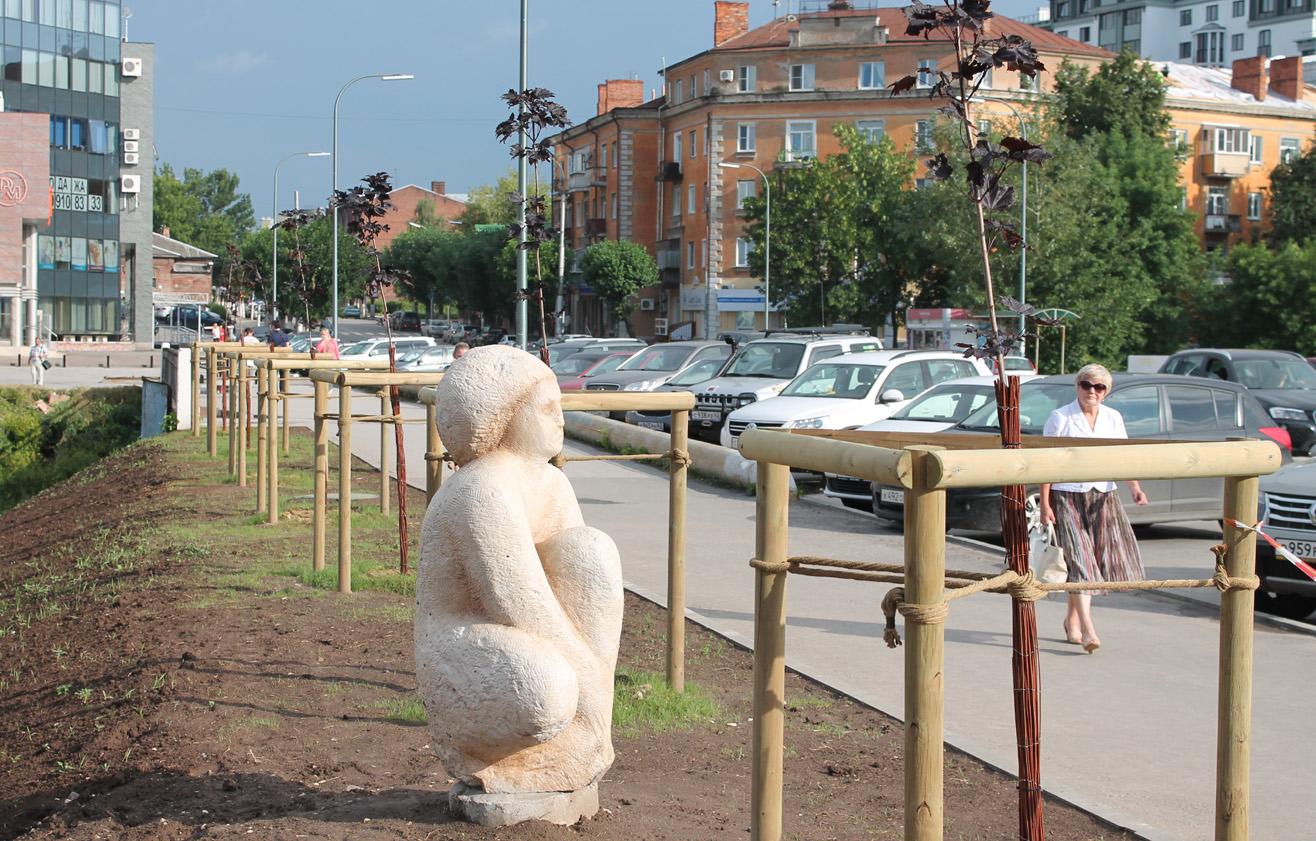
[29,338,49,386]
[1039,364,1148,653]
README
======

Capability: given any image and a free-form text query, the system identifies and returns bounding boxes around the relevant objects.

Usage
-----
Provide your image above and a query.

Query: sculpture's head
[435,345,562,466]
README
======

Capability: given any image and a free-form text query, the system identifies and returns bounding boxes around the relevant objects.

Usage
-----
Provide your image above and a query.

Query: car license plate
[879,488,904,505]
[692,410,721,421]
[729,437,738,449]
[638,421,665,431]
[587,410,608,417]
[1281,540,1316,561]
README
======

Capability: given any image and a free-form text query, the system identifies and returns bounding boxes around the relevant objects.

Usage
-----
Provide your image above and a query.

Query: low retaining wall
[563,411,794,492]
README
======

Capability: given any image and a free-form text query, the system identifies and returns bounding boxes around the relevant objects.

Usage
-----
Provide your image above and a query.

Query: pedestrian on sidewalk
[267,322,288,349]
[453,342,470,360]
[29,338,49,386]
[1039,363,1148,654]
[314,327,339,360]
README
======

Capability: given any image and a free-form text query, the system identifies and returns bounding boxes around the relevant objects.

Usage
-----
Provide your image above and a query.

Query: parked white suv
[689,327,881,442]
[720,350,989,449]
[340,336,435,358]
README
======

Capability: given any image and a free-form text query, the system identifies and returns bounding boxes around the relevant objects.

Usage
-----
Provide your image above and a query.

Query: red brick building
[151,229,216,298]
[373,181,466,254]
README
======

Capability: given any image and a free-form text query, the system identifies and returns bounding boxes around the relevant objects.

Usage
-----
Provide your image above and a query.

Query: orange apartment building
[549,1,1314,341]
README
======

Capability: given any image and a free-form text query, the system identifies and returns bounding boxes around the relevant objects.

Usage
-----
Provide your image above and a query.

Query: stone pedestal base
[448,781,599,827]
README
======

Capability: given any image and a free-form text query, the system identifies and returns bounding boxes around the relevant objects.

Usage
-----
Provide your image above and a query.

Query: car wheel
[1024,491,1042,533]
[841,497,874,514]
[1255,589,1316,620]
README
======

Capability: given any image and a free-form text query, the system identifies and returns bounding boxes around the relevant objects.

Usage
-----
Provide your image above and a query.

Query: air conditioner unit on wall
[123,140,139,153]
[719,69,735,83]
[122,128,141,141]
[639,299,656,311]
[123,152,139,165]
[122,58,143,77]
[120,174,141,193]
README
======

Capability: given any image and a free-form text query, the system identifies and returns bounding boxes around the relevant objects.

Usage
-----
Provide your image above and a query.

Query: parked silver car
[1257,460,1316,618]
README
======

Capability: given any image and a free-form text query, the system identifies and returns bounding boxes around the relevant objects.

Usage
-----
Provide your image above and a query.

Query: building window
[1124,39,1140,54]
[688,184,696,215]
[1123,7,1141,24]
[916,59,937,88]
[789,63,815,92]
[688,241,696,269]
[1233,0,1245,15]
[611,192,617,219]
[1057,30,1068,39]
[737,122,756,153]
[735,238,753,268]
[916,119,935,151]
[1257,30,1271,58]
[671,185,681,216]
[1247,192,1262,220]
[702,238,707,268]
[1180,41,1193,59]
[1258,0,1275,11]
[691,73,698,98]
[785,120,816,161]
[1180,9,1192,25]
[1206,4,1219,21]
[1206,185,1228,215]
[736,180,756,209]
[1196,31,1225,64]
[1179,187,1189,211]
[1232,33,1245,51]
[1205,127,1251,154]
[704,68,710,95]
[856,119,885,142]
[1080,26,1091,41]
[673,79,682,105]
[858,61,885,90]
[1280,137,1301,162]
[1056,0,1070,16]
[738,64,756,92]
[673,133,682,162]
[1250,135,1263,164]
[689,130,697,158]
[1170,128,1189,158]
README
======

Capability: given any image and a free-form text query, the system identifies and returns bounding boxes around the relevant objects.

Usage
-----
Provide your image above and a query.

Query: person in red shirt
[315,328,340,360]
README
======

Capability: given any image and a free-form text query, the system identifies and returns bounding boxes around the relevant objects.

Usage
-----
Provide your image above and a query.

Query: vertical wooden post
[237,360,249,487]
[904,446,947,841]
[206,349,218,457]
[666,409,690,693]
[190,344,201,436]
[267,365,280,524]
[338,382,353,594]
[313,380,329,572]
[255,363,267,512]
[379,390,391,515]
[750,461,790,841]
[1216,470,1258,841]
[281,369,291,455]
[228,355,239,477]
[425,402,441,503]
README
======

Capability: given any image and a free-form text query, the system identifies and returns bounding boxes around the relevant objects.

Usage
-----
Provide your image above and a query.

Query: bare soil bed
[0,431,1134,840]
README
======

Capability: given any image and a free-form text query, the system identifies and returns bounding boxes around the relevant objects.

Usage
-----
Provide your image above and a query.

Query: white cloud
[197,50,272,74]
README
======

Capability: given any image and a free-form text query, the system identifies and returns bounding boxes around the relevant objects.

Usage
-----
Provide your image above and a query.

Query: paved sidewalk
[233,381,1313,841]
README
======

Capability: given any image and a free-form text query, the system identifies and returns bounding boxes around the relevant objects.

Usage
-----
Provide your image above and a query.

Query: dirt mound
[0,432,1133,840]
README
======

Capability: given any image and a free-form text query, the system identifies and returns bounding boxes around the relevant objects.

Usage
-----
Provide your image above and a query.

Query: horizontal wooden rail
[308,370,444,387]
[561,391,696,412]
[252,358,392,371]
[739,428,913,488]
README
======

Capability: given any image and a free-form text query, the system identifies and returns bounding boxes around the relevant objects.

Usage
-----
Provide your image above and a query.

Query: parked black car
[396,311,422,332]
[870,374,1291,532]
[1158,349,1316,455]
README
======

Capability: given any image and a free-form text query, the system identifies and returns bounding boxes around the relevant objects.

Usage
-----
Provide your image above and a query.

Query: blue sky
[126,0,1043,222]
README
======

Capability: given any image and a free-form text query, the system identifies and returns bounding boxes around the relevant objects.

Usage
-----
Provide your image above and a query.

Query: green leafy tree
[1266,133,1316,246]
[153,163,255,256]
[1052,51,1172,141]
[239,215,372,320]
[578,240,658,334]
[459,167,547,227]
[1205,240,1316,353]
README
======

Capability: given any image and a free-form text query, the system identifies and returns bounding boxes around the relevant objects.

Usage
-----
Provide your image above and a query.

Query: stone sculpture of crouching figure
[416,345,623,824]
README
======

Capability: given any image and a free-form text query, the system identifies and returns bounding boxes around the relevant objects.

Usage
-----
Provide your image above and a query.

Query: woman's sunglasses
[1078,380,1108,393]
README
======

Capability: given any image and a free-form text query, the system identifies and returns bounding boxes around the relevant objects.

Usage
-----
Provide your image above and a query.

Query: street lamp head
[307,151,330,157]
[381,74,414,81]
[718,162,742,170]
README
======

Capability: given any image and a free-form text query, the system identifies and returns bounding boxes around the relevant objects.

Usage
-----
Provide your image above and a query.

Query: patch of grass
[295,562,416,597]
[612,669,722,739]
[364,695,427,725]
[218,716,281,742]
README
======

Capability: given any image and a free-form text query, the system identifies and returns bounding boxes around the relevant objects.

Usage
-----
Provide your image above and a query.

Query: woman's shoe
[1063,623,1082,645]
[1083,637,1101,654]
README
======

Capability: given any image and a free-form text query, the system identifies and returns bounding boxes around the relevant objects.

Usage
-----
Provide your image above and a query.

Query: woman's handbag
[1028,523,1068,584]
[40,359,51,370]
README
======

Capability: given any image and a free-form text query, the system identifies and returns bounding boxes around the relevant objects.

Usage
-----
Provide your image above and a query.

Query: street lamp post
[972,96,1029,356]
[331,73,413,337]
[272,151,329,324]
[718,162,771,330]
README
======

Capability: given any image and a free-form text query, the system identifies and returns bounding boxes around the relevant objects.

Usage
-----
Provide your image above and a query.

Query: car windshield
[724,342,806,378]
[959,383,1074,433]
[340,341,370,355]
[552,353,606,374]
[582,355,630,377]
[421,347,453,360]
[1233,359,1316,390]
[668,358,725,387]
[780,363,884,399]
[398,349,426,364]
[892,384,995,422]
[617,345,695,372]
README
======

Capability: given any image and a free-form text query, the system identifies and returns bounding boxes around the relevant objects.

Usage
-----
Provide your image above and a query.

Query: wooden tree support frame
[419,387,696,691]
[737,428,1281,841]
[196,343,248,457]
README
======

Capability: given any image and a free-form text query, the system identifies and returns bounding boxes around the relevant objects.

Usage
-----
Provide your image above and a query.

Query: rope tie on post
[550,453,568,470]
[1003,570,1048,603]
[665,447,692,468]
[749,557,792,574]
[1210,542,1260,592]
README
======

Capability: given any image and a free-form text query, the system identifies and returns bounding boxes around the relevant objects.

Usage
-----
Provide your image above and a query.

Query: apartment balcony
[567,169,605,192]
[656,161,683,182]
[585,217,607,237]
[1204,213,1242,234]
[1201,153,1249,178]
